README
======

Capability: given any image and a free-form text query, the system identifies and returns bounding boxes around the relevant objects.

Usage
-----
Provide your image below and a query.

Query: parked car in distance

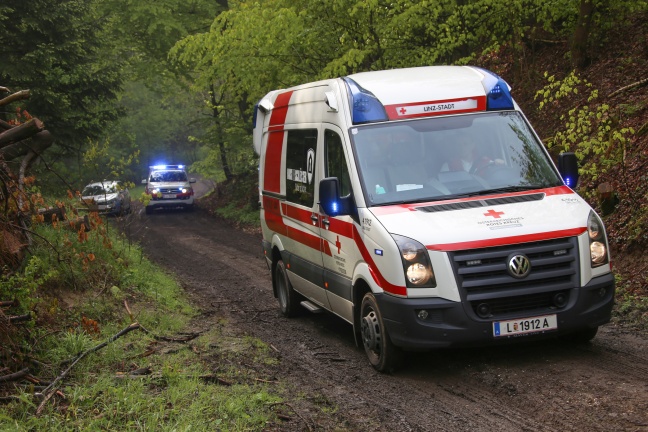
[142,164,196,214]
[81,181,132,216]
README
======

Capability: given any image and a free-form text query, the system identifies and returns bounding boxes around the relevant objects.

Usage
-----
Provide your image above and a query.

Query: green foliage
[0,0,125,150]
[0,257,58,312]
[82,138,140,189]
[535,71,635,192]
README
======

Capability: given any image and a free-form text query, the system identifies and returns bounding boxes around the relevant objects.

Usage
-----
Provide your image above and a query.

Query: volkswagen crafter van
[253,66,614,371]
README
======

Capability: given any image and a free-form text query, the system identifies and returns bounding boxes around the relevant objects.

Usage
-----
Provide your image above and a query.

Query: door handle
[321,218,330,229]
[310,214,319,225]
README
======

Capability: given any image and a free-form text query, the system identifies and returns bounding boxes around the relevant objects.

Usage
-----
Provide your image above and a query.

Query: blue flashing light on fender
[342,77,388,125]
[474,67,514,111]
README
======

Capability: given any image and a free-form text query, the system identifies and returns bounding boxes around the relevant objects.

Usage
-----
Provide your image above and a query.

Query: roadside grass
[0,204,284,431]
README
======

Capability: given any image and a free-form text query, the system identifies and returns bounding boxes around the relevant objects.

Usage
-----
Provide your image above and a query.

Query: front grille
[449,237,579,318]
[158,188,181,194]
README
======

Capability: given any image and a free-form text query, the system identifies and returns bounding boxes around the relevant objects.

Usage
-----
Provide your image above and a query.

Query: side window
[286,129,317,207]
[325,130,352,197]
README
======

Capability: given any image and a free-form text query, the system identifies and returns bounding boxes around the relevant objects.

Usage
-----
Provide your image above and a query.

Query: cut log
[0,118,45,148]
[0,130,53,161]
[0,89,30,107]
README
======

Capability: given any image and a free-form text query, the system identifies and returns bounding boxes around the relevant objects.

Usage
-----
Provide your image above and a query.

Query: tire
[360,292,403,372]
[274,260,300,317]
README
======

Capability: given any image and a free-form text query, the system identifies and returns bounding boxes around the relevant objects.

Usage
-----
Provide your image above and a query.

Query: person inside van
[440,137,504,174]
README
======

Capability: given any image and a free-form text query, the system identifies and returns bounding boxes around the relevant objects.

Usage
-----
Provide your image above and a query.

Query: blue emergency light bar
[475,67,515,111]
[150,164,184,170]
[342,77,389,125]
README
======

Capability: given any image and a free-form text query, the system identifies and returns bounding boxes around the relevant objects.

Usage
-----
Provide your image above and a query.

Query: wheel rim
[361,308,382,355]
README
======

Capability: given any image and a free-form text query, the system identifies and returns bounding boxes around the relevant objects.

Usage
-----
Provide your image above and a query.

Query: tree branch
[36,322,142,416]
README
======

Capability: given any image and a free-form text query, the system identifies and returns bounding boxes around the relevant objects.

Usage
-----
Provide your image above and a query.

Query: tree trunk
[209,84,233,181]
[572,0,595,70]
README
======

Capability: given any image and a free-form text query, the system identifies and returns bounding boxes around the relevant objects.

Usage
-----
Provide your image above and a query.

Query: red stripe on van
[370,186,575,216]
[263,91,294,193]
[426,227,587,252]
[350,225,407,296]
[321,218,406,295]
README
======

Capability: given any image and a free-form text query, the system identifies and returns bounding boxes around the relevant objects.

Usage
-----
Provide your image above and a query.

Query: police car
[142,165,196,214]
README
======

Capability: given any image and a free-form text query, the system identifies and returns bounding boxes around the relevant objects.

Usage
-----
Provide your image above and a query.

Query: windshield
[350,111,563,206]
[150,170,187,182]
[83,183,118,196]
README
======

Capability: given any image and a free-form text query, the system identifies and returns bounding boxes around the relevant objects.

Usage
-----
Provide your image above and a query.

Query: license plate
[493,314,557,337]
[162,194,177,199]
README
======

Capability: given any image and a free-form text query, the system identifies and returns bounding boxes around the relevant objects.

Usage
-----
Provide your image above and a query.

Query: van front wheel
[274,260,300,317]
[360,293,402,372]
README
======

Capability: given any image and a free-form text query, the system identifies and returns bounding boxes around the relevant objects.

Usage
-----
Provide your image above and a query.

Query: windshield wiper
[461,186,545,197]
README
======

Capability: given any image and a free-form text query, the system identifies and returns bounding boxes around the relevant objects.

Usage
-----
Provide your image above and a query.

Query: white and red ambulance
[253,66,614,372]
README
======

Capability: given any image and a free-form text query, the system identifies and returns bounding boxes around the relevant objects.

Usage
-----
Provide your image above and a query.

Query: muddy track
[124,195,648,432]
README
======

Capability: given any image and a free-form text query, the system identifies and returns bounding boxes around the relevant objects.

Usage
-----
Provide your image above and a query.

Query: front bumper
[377,272,615,350]
[147,195,194,209]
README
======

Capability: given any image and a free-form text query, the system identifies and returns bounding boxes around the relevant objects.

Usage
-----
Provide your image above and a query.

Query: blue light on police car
[342,77,388,125]
[564,177,573,187]
[152,165,167,170]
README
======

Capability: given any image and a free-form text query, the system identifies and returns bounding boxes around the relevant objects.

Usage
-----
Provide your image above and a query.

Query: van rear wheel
[274,260,300,317]
[360,292,402,373]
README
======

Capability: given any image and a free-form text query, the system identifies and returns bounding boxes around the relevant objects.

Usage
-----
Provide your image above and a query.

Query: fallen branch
[199,374,232,386]
[138,323,201,343]
[608,77,648,98]
[0,300,17,308]
[8,314,31,324]
[35,322,142,416]
[0,367,29,384]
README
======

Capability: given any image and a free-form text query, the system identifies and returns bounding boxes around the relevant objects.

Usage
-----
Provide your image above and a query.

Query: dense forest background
[1,0,647,310]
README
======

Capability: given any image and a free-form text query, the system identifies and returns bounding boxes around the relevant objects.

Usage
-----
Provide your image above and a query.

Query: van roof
[348,66,486,106]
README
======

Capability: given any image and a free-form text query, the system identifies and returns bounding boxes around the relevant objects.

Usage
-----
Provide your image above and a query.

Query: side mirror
[558,152,579,188]
[141,179,147,184]
[319,177,354,217]
[190,178,197,183]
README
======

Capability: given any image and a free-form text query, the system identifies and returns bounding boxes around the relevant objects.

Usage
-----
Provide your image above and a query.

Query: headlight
[587,211,609,267]
[392,234,436,288]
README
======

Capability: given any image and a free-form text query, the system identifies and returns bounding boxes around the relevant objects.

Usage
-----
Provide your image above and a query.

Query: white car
[81,181,131,216]
[142,165,196,214]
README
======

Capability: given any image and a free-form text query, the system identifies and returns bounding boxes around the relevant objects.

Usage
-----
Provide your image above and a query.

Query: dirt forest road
[128,183,648,432]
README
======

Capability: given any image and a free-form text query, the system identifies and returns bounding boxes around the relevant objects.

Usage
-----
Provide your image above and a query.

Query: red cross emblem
[335,236,342,254]
[399,107,407,115]
[484,209,505,218]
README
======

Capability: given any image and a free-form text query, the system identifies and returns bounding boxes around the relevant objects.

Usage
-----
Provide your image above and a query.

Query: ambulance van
[253,66,614,372]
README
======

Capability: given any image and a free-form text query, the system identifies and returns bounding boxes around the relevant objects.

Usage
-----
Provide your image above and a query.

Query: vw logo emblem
[508,254,531,279]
